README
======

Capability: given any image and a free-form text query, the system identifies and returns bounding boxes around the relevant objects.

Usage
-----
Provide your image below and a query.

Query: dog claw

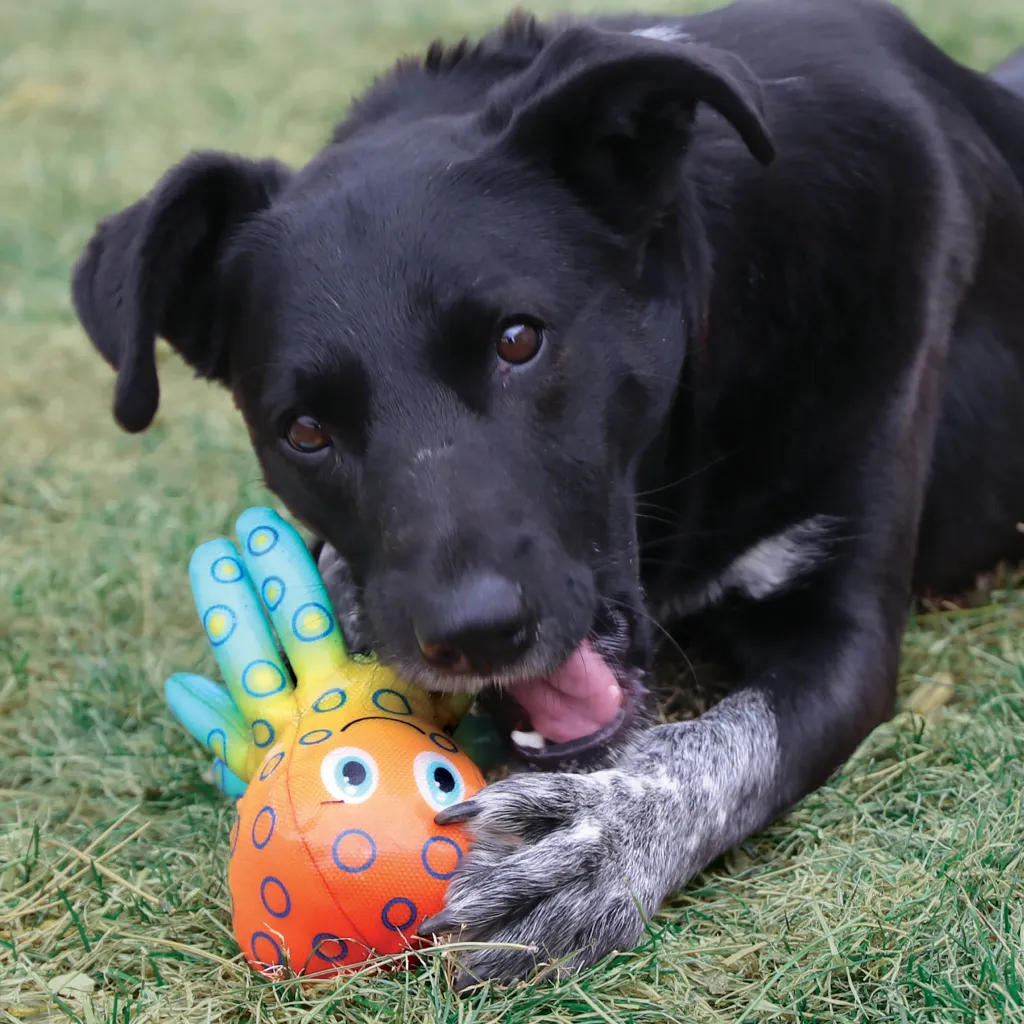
[418,910,459,937]
[435,799,480,825]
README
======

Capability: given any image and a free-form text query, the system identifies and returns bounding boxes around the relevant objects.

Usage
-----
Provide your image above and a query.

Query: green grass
[1,0,1023,1020]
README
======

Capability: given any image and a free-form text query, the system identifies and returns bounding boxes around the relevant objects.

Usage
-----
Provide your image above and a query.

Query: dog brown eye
[286,415,331,453]
[496,322,542,365]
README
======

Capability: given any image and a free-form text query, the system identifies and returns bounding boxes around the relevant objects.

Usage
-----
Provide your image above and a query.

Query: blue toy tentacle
[211,758,249,799]
[165,672,251,780]
[188,537,296,730]
[234,508,347,683]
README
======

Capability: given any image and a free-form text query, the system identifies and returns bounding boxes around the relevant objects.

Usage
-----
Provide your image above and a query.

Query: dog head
[72,21,772,765]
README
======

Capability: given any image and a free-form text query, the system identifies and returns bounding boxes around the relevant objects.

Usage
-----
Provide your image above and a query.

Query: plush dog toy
[165,507,487,975]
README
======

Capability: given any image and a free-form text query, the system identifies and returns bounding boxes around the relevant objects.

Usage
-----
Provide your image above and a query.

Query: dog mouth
[489,608,649,764]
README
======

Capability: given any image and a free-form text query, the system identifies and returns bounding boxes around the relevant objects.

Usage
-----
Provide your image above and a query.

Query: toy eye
[320,747,379,804]
[413,751,465,812]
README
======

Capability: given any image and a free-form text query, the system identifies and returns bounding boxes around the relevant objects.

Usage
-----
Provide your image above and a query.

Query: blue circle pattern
[312,933,349,963]
[420,835,463,881]
[429,732,459,753]
[382,897,417,932]
[252,807,276,850]
[203,604,236,646]
[207,727,227,761]
[372,688,412,715]
[241,659,287,698]
[332,829,377,873]
[211,556,243,583]
[260,876,291,919]
[313,689,346,714]
[247,526,279,556]
[251,931,283,967]
[261,575,285,611]
[292,602,334,642]
[213,759,228,793]
[251,719,275,748]
[298,728,332,746]
[259,752,285,781]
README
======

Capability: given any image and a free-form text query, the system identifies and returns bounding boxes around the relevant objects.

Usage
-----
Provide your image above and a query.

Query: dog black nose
[414,573,534,675]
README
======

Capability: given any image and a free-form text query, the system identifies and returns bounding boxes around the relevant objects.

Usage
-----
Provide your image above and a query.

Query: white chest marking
[630,25,692,43]
[657,515,839,620]
[718,515,836,600]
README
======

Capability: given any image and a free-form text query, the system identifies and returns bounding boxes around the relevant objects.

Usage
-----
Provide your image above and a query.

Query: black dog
[72,0,1024,985]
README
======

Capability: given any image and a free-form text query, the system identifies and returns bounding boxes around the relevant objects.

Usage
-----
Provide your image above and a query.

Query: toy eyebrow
[340,716,426,734]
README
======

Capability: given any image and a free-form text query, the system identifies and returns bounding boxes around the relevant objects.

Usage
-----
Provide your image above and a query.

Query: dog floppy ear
[71,151,292,433]
[483,24,774,236]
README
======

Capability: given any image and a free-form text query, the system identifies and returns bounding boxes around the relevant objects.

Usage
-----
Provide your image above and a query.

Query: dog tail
[990,48,1024,97]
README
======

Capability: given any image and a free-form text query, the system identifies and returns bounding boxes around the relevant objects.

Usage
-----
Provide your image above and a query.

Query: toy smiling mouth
[341,716,425,733]
[499,610,648,763]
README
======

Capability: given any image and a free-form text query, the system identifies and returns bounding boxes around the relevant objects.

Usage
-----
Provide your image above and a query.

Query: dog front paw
[419,770,668,986]
[315,542,372,655]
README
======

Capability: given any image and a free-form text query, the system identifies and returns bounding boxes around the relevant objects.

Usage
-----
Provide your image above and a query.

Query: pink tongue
[508,641,623,744]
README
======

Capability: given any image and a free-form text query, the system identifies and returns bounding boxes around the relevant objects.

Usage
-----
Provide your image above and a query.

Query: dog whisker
[633,448,745,498]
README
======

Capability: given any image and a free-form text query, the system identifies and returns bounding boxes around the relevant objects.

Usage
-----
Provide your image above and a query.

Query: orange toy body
[165,508,484,976]
[229,680,482,974]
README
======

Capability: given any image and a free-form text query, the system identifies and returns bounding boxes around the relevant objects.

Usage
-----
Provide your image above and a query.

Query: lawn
[1,0,1023,1020]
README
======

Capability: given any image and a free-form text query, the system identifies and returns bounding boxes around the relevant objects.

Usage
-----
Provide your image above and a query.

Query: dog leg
[420,578,899,986]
